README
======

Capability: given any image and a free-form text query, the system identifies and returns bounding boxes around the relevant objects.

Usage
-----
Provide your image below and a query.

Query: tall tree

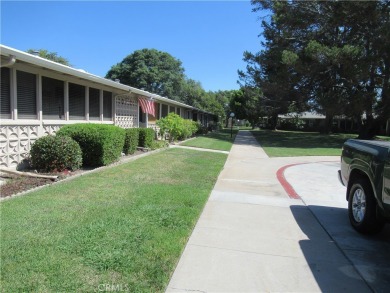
[180,79,205,108]
[239,1,306,129]
[229,88,264,128]
[106,49,186,101]
[246,0,390,136]
[27,49,71,66]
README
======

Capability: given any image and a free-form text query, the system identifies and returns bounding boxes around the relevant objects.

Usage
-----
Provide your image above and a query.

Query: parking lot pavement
[284,162,390,292]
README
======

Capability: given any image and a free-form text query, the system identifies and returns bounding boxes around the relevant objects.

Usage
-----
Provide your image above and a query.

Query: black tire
[348,178,385,234]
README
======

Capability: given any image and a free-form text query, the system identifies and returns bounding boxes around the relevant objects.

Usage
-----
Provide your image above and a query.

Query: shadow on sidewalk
[290,205,390,292]
[233,131,265,147]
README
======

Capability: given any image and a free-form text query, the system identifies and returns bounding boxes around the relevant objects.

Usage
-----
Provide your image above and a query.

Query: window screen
[169,106,175,113]
[1,67,11,117]
[161,104,168,118]
[89,87,100,120]
[69,83,85,120]
[17,70,37,119]
[103,91,112,121]
[42,76,64,119]
[139,106,144,123]
[155,103,160,118]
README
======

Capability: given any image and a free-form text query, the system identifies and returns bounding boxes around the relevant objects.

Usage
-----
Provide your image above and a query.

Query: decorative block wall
[115,95,138,129]
[0,125,38,168]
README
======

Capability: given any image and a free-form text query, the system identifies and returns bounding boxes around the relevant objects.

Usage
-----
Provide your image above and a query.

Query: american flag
[139,97,156,117]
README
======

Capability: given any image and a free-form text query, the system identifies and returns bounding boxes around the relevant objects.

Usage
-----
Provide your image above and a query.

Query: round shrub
[157,113,199,142]
[30,135,82,172]
[57,124,125,167]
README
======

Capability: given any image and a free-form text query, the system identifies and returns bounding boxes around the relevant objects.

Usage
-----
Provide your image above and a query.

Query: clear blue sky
[1,1,266,92]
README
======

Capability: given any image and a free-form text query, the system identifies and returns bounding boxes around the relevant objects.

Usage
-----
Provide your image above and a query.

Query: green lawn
[251,130,359,157]
[180,129,238,151]
[378,135,390,141]
[0,148,227,292]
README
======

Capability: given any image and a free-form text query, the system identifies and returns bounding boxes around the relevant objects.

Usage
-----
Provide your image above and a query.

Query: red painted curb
[277,161,338,200]
[276,164,301,199]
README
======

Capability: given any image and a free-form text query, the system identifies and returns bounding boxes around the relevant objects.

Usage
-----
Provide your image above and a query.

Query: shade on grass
[181,129,238,151]
[251,130,359,157]
[0,148,227,292]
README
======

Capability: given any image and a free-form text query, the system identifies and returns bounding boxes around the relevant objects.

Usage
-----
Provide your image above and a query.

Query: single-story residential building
[278,111,326,129]
[0,45,215,168]
[278,111,388,133]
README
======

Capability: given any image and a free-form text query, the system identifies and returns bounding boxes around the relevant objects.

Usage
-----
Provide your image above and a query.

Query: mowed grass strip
[0,148,227,292]
[251,130,358,157]
[181,129,238,151]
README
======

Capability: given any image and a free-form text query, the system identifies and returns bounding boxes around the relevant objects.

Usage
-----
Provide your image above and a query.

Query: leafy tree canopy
[27,49,71,66]
[106,49,186,101]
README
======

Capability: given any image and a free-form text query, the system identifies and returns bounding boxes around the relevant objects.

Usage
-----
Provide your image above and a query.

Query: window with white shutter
[17,70,37,119]
[69,83,85,120]
[89,87,100,120]
[1,67,11,118]
[42,76,64,119]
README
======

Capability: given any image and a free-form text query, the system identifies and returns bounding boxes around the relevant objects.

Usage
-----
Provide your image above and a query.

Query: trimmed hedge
[30,135,82,172]
[139,128,155,148]
[57,124,125,167]
[123,128,139,155]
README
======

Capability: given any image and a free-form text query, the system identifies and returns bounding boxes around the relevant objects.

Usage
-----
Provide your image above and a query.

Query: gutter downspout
[0,55,16,67]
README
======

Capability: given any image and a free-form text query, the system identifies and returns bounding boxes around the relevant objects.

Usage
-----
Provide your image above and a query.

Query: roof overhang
[1,44,213,114]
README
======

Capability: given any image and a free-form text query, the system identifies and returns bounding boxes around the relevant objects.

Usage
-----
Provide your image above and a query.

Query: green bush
[157,113,199,142]
[123,128,139,155]
[180,119,199,140]
[30,135,82,172]
[197,126,209,135]
[57,124,125,167]
[139,128,155,148]
[150,140,169,150]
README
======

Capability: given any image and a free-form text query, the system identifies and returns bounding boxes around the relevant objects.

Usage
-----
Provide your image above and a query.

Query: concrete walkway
[166,131,370,293]
[170,144,230,154]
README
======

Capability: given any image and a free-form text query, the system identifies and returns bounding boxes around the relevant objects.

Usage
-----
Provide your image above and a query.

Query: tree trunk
[322,113,333,134]
[270,113,279,130]
[382,59,390,135]
[358,113,377,139]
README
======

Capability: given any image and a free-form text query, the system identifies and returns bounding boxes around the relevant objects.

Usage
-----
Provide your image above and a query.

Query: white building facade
[0,45,214,168]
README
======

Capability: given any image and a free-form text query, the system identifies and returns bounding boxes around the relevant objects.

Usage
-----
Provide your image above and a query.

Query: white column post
[99,89,103,121]
[159,103,162,119]
[64,81,69,120]
[137,98,140,128]
[111,92,114,122]
[85,87,89,121]
[10,68,17,120]
[37,74,42,121]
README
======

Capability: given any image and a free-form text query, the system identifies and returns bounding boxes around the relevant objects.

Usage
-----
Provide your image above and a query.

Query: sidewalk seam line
[188,243,299,259]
